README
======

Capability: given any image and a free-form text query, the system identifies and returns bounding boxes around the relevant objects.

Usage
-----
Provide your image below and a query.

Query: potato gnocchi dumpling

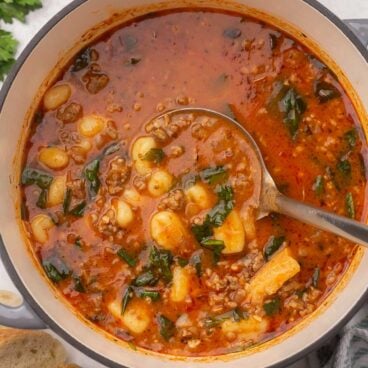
[214,210,245,254]
[47,176,66,207]
[148,170,173,197]
[150,211,188,250]
[170,266,191,302]
[131,136,158,175]
[30,214,55,244]
[39,147,69,170]
[78,114,106,138]
[185,183,212,210]
[43,84,71,110]
[108,299,151,334]
[114,199,134,228]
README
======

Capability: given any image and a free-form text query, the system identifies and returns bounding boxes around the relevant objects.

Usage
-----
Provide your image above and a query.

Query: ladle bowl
[155,107,368,247]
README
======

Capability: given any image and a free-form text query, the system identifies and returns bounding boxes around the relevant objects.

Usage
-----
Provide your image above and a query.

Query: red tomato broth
[20,9,367,356]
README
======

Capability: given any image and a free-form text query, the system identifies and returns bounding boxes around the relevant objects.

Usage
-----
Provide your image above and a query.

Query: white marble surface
[0,1,367,367]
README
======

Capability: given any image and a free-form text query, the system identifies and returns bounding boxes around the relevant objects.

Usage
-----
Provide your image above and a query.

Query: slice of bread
[0,328,67,368]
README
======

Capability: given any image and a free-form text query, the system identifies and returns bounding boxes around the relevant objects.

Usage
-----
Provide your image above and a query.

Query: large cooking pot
[0,1,368,367]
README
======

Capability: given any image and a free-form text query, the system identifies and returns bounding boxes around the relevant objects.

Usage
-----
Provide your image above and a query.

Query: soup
[20,9,367,356]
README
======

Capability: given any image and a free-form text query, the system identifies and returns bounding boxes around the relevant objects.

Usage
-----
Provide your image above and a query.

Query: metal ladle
[155,107,368,246]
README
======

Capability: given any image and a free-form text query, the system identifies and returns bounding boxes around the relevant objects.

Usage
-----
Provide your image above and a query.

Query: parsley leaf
[0,30,17,81]
[0,2,43,81]
[0,0,42,24]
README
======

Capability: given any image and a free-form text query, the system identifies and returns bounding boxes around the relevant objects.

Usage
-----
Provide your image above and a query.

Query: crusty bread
[0,328,67,368]
[58,365,81,368]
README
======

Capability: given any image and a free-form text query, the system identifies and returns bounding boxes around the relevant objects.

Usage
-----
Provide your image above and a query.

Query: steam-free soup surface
[20,10,367,356]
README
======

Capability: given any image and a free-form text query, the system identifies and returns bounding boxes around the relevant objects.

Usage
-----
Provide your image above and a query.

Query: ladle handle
[275,194,368,247]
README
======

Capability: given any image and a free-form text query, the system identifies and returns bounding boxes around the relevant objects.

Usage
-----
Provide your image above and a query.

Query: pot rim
[0,1,368,367]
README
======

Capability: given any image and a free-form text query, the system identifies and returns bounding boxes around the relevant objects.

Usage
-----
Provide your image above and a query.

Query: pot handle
[0,300,46,330]
[0,243,46,329]
[344,19,368,47]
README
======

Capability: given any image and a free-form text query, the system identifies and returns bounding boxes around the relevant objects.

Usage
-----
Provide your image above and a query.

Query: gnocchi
[123,188,142,207]
[185,183,212,209]
[170,266,190,302]
[115,199,134,228]
[221,316,269,341]
[47,176,66,207]
[247,248,301,304]
[43,84,71,110]
[131,136,157,174]
[147,170,173,197]
[78,114,106,138]
[213,210,245,254]
[39,147,69,170]
[150,211,187,250]
[31,214,55,244]
[108,298,151,334]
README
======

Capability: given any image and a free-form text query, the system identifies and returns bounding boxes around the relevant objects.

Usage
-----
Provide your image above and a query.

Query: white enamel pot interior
[0,1,368,367]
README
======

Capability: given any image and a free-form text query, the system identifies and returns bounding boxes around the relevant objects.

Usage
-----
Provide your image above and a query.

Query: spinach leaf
[36,189,48,209]
[279,87,307,138]
[74,276,85,293]
[157,314,175,341]
[177,257,189,267]
[207,185,234,227]
[191,185,234,263]
[336,159,352,182]
[232,308,248,322]
[200,239,225,263]
[69,201,86,217]
[312,267,320,288]
[135,288,160,301]
[345,192,355,219]
[263,297,281,316]
[21,167,53,189]
[314,80,341,103]
[223,28,242,39]
[263,236,285,260]
[63,188,72,214]
[204,308,247,328]
[143,148,165,164]
[200,166,228,185]
[133,270,159,287]
[121,286,133,314]
[149,246,173,283]
[191,219,213,243]
[42,259,69,283]
[71,48,92,72]
[313,175,324,197]
[117,248,137,267]
[84,159,101,198]
[344,129,357,149]
[267,81,307,138]
[267,81,289,116]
